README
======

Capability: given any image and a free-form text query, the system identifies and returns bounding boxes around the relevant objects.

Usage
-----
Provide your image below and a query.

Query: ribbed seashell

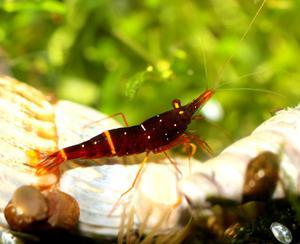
[0,76,191,239]
[0,76,57,227]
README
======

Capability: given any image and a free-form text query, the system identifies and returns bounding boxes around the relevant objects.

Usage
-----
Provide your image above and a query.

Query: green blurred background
[0,0,299,155]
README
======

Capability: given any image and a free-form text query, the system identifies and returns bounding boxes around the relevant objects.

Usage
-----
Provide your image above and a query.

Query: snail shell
[46,189,80,229]
[4,185,48,231]
[4,185,80,231]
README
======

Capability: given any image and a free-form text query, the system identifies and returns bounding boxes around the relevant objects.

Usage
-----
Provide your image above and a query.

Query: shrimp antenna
[217,87,286,99]
[213,0,267,90]
[199,37,209,90]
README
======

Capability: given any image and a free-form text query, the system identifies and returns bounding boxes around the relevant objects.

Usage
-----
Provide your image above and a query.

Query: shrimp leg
[121,152,149,198]
[108,152,149,216]
[163,151,182,177]
[82,112,129,130]
[184,133,213,157]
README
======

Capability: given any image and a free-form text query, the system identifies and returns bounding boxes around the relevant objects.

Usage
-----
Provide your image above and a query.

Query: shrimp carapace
[34,89,215,175]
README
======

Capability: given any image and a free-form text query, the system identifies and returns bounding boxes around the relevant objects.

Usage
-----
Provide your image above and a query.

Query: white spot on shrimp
[81,144,85,148]
[174,123,177,127]
[147,135,151,139]
[165,133,168,136]
[257,169,265,178]
[249,180,255,188]
[124,131,127,135]
[159,119,162,122]
[141,124,146,131]
[94,141,97,145]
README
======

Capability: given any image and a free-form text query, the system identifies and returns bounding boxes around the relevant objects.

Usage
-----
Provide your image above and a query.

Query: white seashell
[1,230,20,244]
[0,76,191,237]
[179,105,300,211]
[0,76,57,228]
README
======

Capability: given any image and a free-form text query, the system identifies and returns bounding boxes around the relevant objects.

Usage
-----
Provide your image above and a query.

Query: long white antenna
[213,0,267,89]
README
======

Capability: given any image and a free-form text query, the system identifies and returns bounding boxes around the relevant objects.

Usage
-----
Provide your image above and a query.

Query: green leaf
[125,71,147,100]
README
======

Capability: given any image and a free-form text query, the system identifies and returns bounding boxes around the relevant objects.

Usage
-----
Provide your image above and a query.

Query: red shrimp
[34,88,214,175]
[34,0,268,177]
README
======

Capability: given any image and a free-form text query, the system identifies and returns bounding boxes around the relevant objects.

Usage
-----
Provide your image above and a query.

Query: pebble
[270,222,292,244]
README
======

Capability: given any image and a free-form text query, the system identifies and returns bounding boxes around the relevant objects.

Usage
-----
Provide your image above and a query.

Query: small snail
[4,185,79,231]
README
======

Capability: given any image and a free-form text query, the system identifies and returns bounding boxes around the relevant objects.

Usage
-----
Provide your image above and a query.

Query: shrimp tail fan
[35,150,66,175]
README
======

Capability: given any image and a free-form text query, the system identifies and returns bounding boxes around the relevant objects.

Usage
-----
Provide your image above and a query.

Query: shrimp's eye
[172,99,181,109]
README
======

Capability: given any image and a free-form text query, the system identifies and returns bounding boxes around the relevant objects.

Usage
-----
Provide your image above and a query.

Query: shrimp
[35,88,214,175]
[34,0,267,179]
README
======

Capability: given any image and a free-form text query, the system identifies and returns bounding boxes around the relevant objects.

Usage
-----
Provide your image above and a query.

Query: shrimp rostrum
[35,89,215,175]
